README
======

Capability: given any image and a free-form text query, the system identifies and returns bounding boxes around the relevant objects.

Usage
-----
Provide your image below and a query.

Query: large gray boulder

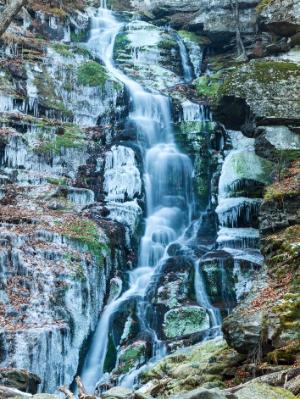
[258,0,300,38]
[0,369,41,395]
[130,0,259,45]
[170,387,232,399]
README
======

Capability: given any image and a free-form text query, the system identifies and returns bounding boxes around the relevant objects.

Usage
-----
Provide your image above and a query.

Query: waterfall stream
[80,3,219,393]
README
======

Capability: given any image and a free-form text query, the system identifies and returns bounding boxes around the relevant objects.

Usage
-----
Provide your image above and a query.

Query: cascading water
[80,2,217,393]
[176,34,194,83]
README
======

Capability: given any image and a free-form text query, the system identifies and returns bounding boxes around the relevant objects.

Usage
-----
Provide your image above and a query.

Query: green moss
[113,33,130,58]
[179,30,211,45]
[104,334,117,372]
[71,30,88,43]
[158,38,177,50]
[46,177,67,186]
[36,125,85,155]
[252,60,300,82]
[272,292,300,337]
[221,60,300,97]
[52,43,75,58]
[256,0,276,12]
[77,61,108,87]
[59,218,108,265]
[117,344,146,374]
[73,45,93,58]
[33,68,73,117]
[237,382,297,399]
[195,74,222,100]
[163,307,208,339]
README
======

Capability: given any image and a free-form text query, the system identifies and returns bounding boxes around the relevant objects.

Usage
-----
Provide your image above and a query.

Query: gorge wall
[0,0,299,398]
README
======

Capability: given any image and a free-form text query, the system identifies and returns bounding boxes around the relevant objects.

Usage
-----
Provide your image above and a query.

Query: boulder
[113,341,148,376]
[222,306,264,354]
[0,369,41,394]
[0,385,32,398]
[163,306,209,339]
[171,387,230,399]
[217,59,300,126]
[102,386,133,399]
[218,151,273,199]
[234,382,297,399]
[258,0,300,37]
[255,125,300,162]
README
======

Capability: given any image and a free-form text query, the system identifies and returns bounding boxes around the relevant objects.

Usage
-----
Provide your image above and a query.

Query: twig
[76,376,87,398]
[59,385,75,399]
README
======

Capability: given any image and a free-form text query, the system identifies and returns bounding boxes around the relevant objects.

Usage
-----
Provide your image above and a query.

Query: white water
[79,3,209,393]
[176,34,193,83]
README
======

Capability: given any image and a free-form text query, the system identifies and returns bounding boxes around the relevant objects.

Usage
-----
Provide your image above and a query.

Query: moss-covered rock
[174,120,219,208]
[0,369,41,394]
[218,60,300,124]
[219,151,273,198]
[139,338,245,398]
[114,341,147,375]
[163,306,209,339]
[235,382,297,399]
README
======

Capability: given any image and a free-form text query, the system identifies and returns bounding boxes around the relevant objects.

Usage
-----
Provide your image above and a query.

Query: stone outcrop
[128,0,259,48]
[0,368,40,394]
[258,0,300,39]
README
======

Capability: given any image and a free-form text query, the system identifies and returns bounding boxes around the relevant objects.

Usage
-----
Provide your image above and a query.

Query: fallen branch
[59,385,75,399]
[0,0,28,38]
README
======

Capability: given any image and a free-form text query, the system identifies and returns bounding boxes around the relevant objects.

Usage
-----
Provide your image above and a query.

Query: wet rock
[218,151,273,199]
[258,0,300,38]
[113,341,148,376]
[222,309,264,354]
[234,382,297,399]
[255,125,300,162]
[131,0,259,49]
[139,338,244,397]
[114,20,183,91]
[0,369,40,394]
[285,374,300,395]
[32,396,59,399]
[163,305,209,339]
[260,195,300,234]
[171,387,230,399]
[107,277,123,304]
[102,386,133,398]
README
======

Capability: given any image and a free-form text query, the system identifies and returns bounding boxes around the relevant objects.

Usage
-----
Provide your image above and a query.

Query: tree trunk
[230,0,248,61]
[0,0,28,38]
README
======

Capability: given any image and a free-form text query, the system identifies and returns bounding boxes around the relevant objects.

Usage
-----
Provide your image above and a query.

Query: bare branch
[0,0,28,39]
[59,385,75,399]
[76,376,87,398]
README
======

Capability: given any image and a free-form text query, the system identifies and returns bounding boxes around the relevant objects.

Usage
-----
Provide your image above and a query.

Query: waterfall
[80,3,214,393]
[176,34,194,83]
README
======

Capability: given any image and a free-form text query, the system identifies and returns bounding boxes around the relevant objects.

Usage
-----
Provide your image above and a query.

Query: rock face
[163,306,209,339]
[218,59,300,125]
[258,0,300,38]
[0,0,299,397]
[129,0,259,47]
